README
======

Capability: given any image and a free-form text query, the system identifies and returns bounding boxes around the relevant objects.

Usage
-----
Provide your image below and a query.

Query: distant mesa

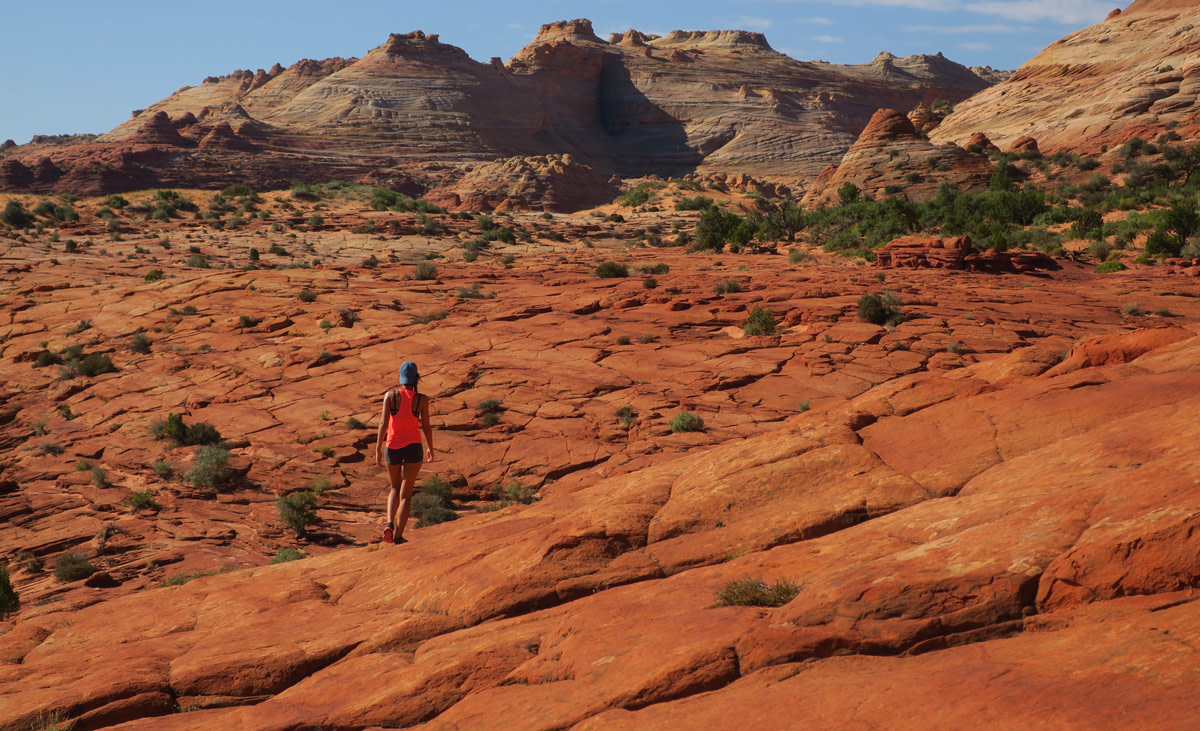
[1,18,996,201]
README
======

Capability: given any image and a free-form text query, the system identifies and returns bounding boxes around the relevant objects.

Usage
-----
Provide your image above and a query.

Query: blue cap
[399,361,419,386]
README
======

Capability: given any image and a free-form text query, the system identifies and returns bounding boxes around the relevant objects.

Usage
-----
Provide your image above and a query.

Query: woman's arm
[420,394,435,462]
[375,391,391,467]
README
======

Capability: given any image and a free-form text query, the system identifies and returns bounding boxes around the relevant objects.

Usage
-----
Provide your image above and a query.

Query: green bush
[413,476,458,528]
[715,577,800,607]
[0,566,18,616]
[744,307,777,336]
[616,405,637,427]
[477,398,502,414]
[239,315,260,328]
[594,261,629,278]
[144,268,163,282]
[126,490,160,510]
[129,332,152,354]
[2,200,35,228]
[187,446,231,491]
[414,261,438,280]
[713,279,743,295]
[1094,260,1126,273]
[53,551,96,583]
[277,491,318,537]
[151,413,221,447]
[670,411,705,433]
[270,547,306,564]
[75,353,117,377]
[675,195,714,211]
[857,291,904,325]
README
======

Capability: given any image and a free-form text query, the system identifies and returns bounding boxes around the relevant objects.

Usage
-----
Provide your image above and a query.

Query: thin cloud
[811,34,845,43]
[904,23,1021,33]
[797,16,834,25]
[964,0,1112,24]
[750,0,1108,22]
[957,41,995,50]
[737,16,774,30]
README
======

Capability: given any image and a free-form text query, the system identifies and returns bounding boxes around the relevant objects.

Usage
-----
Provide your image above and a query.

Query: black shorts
[385,443,423,465]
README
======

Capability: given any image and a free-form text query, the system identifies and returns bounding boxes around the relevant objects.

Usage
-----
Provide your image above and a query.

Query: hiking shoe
[394,535,408,545]
[382,523,394,544]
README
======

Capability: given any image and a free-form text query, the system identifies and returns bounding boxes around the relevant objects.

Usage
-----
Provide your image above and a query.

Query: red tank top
[385,389,422,448]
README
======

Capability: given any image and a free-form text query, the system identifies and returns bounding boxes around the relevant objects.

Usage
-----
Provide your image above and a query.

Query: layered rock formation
[425,154,619,212]
[931,0,1200,152]
[877,235,1060,273]
[0,20,994,200]
[1,184,1199,726]
[800,108,995,206]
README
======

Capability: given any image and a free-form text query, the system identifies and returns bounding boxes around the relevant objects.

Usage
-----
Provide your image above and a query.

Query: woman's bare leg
[385,463,406,529]
[395,461,423,538]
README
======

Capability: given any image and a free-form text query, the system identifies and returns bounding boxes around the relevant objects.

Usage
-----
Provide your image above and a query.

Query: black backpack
[387,389,423,418]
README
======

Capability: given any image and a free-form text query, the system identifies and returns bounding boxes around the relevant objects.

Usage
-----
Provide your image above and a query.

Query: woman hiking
[375,361,434,544]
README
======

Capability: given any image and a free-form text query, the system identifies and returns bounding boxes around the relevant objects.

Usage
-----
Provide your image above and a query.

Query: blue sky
[1,0,1117,145]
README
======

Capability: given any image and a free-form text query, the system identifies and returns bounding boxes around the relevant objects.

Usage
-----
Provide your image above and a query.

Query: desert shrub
[619,183,655,207]
[503,479,538,505]
[277,490,318,537]
[34,350,62,368]
[0,566,18,616]
[716,577,800,607]
[477,398,502,414]
[744,307,777,336]
[675,195,714,211]
[616,405,637,427]
[1145,227,1181,257]
[91,466,109,486]
[413,476,458,528]
[1088,237,1113,261]
[414,261,438,280]
[1071,208,1105,241]
[1095,260,1126,273]
[713,279,743,295]
[857,291,904,325]
[149,460,174,480]
[594,261,629,278]
[37,440,64,456]
[2,200,35,228]
[144,268,163,282]
[270,547,306,564]
[129,332,152,354]
[670,410,705,433]
[694,206,757,252]
[53,551,96,583]
[239,315,260,328]
[410,311,448,325]
[481,226,515,244]
[75,353,117,377]
[789,248,814,265]
[1121,136,1157,159]
[643,276,658,289]
[186,445,231,491]
[185,254,208,268]
[291,182,321,201]
[222,183,255,198]
[126,490,160,511]
[1121,301,1144,316]
[298,290,317,303]
[151,413,221,447]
